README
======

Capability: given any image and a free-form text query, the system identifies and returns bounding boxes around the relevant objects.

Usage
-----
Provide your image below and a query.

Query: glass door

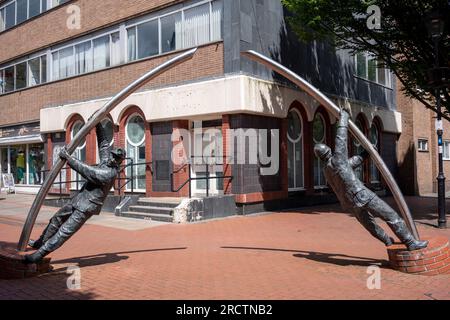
[191,126,223,196]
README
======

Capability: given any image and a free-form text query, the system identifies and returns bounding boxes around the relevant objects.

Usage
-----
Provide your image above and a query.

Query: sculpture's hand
[59,147,70,160]
[340,102,352,117]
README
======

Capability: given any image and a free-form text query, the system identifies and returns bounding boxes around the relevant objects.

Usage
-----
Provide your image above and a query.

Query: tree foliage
[282,0,450,119]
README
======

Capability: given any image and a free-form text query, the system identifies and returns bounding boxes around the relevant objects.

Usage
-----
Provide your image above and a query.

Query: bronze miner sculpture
[314,108,428,251]
[25,121,126,263]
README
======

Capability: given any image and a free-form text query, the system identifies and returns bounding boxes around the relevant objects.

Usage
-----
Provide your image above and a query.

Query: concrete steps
[120,197,185,223]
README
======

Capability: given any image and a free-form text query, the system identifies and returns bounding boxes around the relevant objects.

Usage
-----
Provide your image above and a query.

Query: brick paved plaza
[0,194,449,300]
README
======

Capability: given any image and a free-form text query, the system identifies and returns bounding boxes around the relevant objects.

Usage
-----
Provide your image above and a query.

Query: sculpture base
[0,245,52,279]
[387,237,450,276]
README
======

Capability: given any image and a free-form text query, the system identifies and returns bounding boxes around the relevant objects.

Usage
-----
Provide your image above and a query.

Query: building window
[4,2,15,30]
[287,109,304,191]
[15,62,27,90]
[0,54,47,93]
[370,124,381,183]
[127,0,223,62]
[0,0,67,33]
[28,143,45,185]
[313,113,327,188]
[135,19,159,59]
[443,141,450,161]
[1,0,224,94]
[75,41,93,75]
[355,52,391,87]
[126,114,146,191]
[418,139,429,152]
[71,120,86,190]
[93,35,111,70]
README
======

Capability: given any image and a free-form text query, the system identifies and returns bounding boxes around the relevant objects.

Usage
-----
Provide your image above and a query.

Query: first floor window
[28,57,41,86]
[75,41,93,74]
[444,141,450,161]
[59,46,75,79]
[137,20,159,59]
[161,12,182,53]
[93,35,111,70]
[418,139,429,152]
[15,62,27,90]
[4,66,14,92]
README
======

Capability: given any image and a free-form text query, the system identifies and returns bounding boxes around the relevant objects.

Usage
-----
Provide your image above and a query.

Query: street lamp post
[427,11,447,229]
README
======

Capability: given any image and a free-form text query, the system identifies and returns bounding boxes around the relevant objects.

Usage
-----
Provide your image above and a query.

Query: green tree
[282,0,450,120]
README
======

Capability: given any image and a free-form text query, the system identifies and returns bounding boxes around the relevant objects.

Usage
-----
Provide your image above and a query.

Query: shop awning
[0,134,44,146]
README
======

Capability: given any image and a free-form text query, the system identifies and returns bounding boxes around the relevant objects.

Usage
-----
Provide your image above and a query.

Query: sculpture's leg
[353,209,393,246]
[30,206,72,249]
[365,197,428,250]
[26,210,92,263]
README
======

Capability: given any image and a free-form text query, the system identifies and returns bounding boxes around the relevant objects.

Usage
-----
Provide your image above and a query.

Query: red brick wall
[0,0,181,63]
[0,43,224,127]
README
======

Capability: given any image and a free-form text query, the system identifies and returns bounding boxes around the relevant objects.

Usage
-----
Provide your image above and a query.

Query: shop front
[0,122,45,194]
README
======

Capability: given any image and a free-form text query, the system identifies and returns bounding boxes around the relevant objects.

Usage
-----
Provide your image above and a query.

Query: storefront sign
[0,122,40,139]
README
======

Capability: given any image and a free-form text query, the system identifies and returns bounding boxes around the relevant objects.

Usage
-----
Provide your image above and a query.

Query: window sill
[353,75,393,90]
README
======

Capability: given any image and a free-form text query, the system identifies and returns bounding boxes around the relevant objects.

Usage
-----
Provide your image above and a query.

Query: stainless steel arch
[17,48,198,251]
[241,50,419,240]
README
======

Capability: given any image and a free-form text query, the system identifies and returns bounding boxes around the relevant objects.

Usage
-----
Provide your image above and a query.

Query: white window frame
[418,139,429,152]
[354,52,392,88]
[443,141,450,161]
[287,109,305,191]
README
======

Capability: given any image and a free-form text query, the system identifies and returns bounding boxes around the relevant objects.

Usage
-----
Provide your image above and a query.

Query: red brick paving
[0,196,449,300]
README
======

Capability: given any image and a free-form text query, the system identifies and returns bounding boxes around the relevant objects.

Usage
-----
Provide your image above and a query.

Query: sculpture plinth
[0,245,51,279]
[387,237,450,276]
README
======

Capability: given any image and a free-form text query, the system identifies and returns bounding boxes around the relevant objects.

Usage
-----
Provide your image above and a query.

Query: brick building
[0,0,401,216]
[397,83,450,196]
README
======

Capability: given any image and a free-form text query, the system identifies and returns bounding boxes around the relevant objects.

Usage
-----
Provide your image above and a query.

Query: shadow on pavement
[222,246,388,268]
[51,247,188,270]
[0,241,98,300]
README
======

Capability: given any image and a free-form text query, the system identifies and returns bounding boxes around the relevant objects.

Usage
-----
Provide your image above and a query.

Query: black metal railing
[171,156,233,198]
[37,160,153,199]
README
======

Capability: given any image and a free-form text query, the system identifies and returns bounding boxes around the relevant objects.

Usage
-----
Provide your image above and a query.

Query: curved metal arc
[241,50,419,240]
[17,48,198,251]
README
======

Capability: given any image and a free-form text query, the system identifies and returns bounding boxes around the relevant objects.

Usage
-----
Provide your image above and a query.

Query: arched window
[126,114,146,191]
[353,117,366,181]
[287,109,304,191]
[370,123,381,183]
[71,120,86,190]
[313,113,327,188]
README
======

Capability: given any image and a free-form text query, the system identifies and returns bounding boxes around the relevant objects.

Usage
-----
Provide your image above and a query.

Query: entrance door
[287,110,304,191]
[191,126,224,196]
[126,114,146,192]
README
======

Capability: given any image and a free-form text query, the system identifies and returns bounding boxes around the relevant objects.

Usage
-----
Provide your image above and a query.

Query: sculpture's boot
[385,237,395,247]
[24,248,50,264]
[405,239,429,251]
[387,218,428,251]
[28,239,43,249]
